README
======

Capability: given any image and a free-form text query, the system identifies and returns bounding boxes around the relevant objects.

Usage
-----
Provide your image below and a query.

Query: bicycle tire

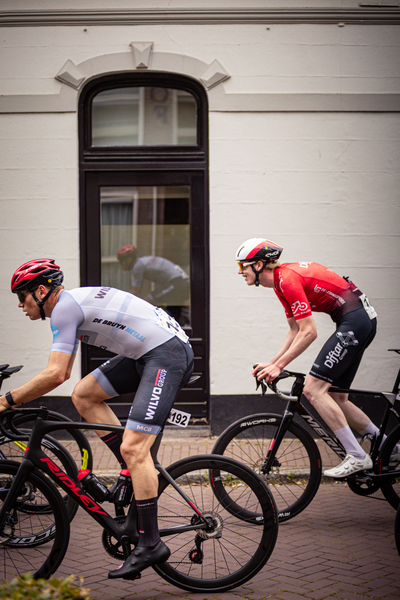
[154,454,278,593]
[395,503,400,556]
[212,413,322,522]
[0,460,70,580]
[378,423,400,510]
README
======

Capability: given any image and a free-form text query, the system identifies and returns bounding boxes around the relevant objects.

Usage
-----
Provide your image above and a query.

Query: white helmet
[235,239,283,264]
[235,239,282,287]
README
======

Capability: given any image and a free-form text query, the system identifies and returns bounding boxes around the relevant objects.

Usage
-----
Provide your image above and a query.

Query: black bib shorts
[309,305,377,388]
[93,336,194,435]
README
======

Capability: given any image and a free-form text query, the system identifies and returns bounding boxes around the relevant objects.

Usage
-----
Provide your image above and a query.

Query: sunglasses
[237,261,256,273]
[17,290,34,303]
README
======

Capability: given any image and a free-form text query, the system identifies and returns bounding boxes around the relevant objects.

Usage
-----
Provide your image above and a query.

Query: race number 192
[167,408,191,428]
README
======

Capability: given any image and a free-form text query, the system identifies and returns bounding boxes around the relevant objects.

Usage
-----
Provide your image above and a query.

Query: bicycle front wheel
[378,423,400,509]
[212,413,322,522]
[0,461,70,580]
[155,454,278,593]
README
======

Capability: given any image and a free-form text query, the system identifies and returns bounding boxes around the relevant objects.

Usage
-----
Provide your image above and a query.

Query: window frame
[79,72,208,164]
[78,71,210,422]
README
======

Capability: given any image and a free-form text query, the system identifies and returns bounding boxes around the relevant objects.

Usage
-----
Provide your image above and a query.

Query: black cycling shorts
[309,306,377,388]
[92,336,194,435]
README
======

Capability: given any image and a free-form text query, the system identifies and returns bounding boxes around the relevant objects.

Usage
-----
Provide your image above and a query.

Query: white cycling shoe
[324,453,373,478]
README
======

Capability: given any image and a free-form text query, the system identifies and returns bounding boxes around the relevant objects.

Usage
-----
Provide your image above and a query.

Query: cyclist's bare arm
[0,351,76,411]
[253,316,317,382]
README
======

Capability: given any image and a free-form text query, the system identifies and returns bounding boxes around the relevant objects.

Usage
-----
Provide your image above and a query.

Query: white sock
[359,421,387,450]
[334,425,366,460]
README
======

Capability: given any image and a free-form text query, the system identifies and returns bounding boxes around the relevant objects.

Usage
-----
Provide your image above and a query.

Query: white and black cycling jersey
[50,286,189,360]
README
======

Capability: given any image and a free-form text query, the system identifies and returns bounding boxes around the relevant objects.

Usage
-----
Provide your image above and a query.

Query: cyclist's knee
[303,376,329,405]
[121,431,154,465]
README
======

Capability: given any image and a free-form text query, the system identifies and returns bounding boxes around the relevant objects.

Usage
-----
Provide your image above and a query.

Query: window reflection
[100,186,191,327]
[92,87,196,146]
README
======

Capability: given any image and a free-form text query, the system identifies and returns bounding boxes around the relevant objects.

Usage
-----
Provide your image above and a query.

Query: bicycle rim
[378,424,400,510]
[212,414,322,522]
[0,435,79,522]
[0,461,70,580]
[154,454,278,593]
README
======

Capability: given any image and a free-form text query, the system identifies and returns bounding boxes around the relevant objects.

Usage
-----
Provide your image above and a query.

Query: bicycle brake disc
[195,511,223,540]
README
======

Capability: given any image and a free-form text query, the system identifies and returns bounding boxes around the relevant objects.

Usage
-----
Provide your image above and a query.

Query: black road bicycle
[0,364,93,521]
[0,407,278,593]
[213,349,400,522]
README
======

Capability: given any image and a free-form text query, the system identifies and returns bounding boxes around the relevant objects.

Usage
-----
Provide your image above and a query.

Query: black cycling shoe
[108,540,171,580]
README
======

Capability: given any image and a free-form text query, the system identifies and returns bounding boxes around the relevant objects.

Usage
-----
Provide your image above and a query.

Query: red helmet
[117,245,137,263]
[11,259,64,293]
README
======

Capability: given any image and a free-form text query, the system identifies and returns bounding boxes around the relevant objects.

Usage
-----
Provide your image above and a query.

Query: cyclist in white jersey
[0,259,194,579]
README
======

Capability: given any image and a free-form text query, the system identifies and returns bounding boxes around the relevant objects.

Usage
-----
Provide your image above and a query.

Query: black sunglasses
[17,289,35,303]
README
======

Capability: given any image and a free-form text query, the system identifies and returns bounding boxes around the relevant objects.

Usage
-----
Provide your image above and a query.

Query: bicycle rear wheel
[378,423,400,509]
[0,461,70,580]
[212,414,322,522]
[155,454,278,593]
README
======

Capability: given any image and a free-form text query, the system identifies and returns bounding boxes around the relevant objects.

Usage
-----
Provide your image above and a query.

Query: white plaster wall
[210,111,400,394]
[0,112,80,394]
[1,23,399,95]
[0,13,399,398]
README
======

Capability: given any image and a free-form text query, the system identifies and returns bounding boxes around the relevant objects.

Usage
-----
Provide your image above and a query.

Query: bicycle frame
[0,408,212,552]
[265,372,400,483]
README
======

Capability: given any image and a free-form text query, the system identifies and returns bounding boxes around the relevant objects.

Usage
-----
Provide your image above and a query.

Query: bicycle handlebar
[0,408,32,441]
[253,366,306,402]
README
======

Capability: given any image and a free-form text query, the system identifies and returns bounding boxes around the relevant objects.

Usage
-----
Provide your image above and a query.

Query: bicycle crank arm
[347,470,400,483]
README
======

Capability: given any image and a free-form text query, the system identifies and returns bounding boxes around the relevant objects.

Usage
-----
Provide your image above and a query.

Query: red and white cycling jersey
[273,262,366,322]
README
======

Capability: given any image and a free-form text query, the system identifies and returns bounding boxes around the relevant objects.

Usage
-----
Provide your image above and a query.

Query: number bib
[359,293,377,320]
[156,309,189,343]
[167,408,191,428]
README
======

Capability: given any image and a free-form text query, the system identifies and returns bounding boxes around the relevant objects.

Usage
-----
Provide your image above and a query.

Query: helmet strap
[30,287,55,320]
[251,262,266,287]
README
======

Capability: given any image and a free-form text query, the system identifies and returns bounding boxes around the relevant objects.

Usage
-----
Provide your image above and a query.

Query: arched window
[79,73,209,423]
[91,86,197,146]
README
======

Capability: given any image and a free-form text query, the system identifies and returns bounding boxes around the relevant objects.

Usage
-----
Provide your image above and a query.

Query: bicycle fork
[261,405,295,475]
[0,458,37,540]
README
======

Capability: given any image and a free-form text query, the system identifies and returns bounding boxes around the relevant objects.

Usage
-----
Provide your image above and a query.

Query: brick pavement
[53,429,400,600]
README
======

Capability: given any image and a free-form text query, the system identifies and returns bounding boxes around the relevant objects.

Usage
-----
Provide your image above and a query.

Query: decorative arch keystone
[130,42,154,69]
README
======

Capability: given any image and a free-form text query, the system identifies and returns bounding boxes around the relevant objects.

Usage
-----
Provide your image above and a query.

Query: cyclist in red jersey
[235,238,395,478]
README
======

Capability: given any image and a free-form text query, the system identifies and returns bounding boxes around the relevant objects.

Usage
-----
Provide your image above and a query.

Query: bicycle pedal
[125,572,141,581]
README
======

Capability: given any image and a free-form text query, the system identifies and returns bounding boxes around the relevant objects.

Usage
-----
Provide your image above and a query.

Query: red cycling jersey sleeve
[273,262,362,322]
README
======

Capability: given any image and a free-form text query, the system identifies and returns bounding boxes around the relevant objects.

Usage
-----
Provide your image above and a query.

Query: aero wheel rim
[155,456,277,592]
